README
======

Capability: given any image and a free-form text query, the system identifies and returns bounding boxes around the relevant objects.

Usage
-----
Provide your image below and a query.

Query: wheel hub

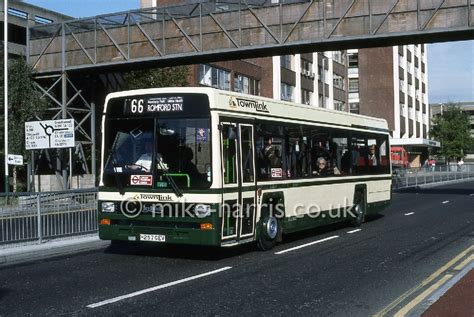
[266,217,278,239]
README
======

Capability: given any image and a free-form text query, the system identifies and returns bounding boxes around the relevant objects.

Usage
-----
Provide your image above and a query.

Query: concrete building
[183,52,348,110]
[348,45,437,167]
[0,1,70,57]
[430,102,474,159]
[141,1,349,109]
[430,102,474,138]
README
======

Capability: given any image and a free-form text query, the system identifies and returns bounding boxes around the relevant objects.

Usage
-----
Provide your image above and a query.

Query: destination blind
[106,93,210,118]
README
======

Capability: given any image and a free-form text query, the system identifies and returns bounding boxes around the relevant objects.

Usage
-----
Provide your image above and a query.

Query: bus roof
[105,87,389,133]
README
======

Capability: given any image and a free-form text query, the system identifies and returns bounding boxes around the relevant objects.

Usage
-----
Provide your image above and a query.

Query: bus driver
[127,141,153,172]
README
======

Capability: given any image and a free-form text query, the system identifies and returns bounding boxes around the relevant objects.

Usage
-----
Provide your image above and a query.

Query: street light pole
[4,0,9,193]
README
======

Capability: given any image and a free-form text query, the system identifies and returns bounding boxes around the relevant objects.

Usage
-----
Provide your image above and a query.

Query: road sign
[25,119,75,150]
[7,154,23,166]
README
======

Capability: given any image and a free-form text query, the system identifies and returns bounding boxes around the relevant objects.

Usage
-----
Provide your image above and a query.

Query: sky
[22,0,474,104]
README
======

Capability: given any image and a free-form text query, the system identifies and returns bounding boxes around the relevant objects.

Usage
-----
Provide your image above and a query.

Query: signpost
[25,119,75,191]
[7,154,23,166]
[25,119,75,150]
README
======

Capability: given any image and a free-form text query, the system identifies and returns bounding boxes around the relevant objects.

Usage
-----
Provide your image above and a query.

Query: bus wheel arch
[350,185,367,227]
[257,192,285,251]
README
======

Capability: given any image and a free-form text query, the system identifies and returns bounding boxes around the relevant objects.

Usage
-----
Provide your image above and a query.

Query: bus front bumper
[98,221,220,246]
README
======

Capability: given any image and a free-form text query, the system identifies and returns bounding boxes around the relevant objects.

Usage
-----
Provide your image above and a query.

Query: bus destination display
[125,96,184,114]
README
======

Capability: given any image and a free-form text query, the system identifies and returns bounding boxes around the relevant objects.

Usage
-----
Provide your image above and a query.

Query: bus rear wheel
[257,215,280,251]
[350,192,366,227]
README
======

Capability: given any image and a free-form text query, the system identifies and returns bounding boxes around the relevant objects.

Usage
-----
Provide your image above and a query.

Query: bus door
[220,121,256,243]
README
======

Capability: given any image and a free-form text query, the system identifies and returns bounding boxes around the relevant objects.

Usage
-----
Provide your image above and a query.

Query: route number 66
[130,99,144,113]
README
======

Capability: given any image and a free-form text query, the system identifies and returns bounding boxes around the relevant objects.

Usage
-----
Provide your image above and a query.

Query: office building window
[334,101,346,112]
[319,95,330,108]
[349,78,359,93]
[332,51,345,64]
[281,83,294,102]
[301,89,312,105]
[348,53,358,68]
[234,74,260,95]
[199,64,230,90]
[333,74,344,90]
[349,102,359,114]
[281,55,292,70]
[302,60,312,72]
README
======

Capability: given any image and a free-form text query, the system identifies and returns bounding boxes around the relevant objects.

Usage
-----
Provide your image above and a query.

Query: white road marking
[274,235,339,255]
[470,194,474,197]
[347,229,361,234]
[404,212,415,216]
[87,266,232,308]
[442,200,449,204]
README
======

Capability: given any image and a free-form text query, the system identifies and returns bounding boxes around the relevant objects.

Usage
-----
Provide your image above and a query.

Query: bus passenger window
[222,125,237,184]
[241,125,254,183]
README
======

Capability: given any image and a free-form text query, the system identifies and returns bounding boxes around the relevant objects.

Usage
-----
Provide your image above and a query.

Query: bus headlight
[101,202,115,213]
[194,204,211,218]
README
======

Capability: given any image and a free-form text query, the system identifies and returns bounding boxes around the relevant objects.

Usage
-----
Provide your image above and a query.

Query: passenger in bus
[179,146,202,178]
[264,137,281,168]
[312,140,329,160]
[328,142,342,175]
[313,157,333,176]
[368,145,378,166]
[286,143,298,178]
[340,150,351,174]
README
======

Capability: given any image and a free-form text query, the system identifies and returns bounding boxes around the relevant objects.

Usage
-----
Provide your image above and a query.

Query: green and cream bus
[98,87,391,250]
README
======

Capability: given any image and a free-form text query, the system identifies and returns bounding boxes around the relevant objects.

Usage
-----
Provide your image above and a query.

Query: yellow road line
[374,245,474,317]
[453,254,474,271]
[394,274,453,317]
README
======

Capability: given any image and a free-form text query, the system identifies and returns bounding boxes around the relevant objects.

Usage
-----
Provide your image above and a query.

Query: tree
[123,66,190,90]
[2,58,48,191]
[430,103,473,161]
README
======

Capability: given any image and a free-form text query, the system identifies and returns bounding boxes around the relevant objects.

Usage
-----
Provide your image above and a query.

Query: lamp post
[4,0,9,193]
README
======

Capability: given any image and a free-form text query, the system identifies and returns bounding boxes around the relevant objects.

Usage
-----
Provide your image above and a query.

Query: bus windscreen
[102,94,212,190]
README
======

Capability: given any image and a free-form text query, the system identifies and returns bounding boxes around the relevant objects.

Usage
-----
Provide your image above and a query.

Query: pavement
[0,235,108,267]
[0,180,473,316]
[375,244,474,316]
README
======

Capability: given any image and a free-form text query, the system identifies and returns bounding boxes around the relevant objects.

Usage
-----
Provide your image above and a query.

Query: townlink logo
[229,97,269,113]
[138,194,173,201]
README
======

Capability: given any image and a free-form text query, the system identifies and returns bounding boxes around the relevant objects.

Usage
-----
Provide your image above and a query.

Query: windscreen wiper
[157,160,183,197]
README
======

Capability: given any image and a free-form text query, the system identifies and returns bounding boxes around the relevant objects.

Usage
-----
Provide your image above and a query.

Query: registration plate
[139,234,166,242]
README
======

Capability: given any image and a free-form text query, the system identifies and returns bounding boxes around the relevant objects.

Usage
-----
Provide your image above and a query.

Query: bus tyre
[350,192,366,227]
[257,215,280,251]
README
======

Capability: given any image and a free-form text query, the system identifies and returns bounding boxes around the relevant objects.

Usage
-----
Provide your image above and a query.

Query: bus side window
[222,124,237,184]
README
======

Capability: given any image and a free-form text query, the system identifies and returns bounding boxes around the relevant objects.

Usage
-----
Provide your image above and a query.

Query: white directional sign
[25,119,75,150]
[7,154,23,166]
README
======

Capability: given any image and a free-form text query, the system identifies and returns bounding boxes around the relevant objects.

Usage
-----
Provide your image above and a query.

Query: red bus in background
[391,146,409,168]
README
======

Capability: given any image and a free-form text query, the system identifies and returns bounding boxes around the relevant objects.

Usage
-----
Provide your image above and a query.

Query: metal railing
[28,0,474,73]
[0,189,98,246]
[392,163,474,189]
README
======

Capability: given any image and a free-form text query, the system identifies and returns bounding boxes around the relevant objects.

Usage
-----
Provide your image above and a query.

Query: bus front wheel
[257,215,280,251]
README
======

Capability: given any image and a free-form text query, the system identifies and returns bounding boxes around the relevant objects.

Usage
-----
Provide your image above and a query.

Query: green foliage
[7,58,48,157]
[123,66,189,90]
[430,103,474,159]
